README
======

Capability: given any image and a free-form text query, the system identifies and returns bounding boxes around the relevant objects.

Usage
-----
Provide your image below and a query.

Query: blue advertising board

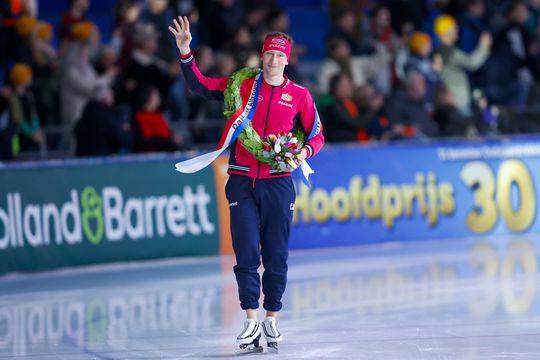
[290,137,540,249]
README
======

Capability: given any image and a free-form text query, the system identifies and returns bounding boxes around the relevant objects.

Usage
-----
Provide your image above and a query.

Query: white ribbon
[175,74,262,173]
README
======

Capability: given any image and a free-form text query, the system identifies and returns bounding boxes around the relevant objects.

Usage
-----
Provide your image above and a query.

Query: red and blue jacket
[179,51,324,179]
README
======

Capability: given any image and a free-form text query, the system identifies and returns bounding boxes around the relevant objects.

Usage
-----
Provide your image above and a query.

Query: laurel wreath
[223,67,305,169]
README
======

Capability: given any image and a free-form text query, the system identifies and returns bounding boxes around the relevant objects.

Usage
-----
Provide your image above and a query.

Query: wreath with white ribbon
[224,68,306,171]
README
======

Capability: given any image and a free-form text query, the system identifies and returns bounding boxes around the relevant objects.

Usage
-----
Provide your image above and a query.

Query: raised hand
[168,16,192,55]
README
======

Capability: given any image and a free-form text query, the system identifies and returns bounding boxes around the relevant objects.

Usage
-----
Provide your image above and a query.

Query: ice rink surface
[1,234,540,359]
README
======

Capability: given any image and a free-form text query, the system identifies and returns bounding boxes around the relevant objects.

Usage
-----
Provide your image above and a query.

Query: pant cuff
[240,301,259,310]
[263,302,282,312]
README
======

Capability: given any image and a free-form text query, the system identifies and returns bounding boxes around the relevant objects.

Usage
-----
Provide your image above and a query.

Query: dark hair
[264,32,293,44]
[326,37,348,58]
[135,83,158,112]
[506,0,526,17]
[329,72,349,95]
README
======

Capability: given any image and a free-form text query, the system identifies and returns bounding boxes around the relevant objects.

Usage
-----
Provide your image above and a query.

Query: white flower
[284,152,293,158]
[289,137,298,144]
[274,143,281,153]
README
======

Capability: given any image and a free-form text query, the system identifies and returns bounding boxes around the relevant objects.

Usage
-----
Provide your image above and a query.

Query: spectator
[133,84,185,152]
[242,0,278,35]
[434,14,491,115]
[59,22,116,128]
[318,37,390,94]
[112,0,141,70]
[433,85,477,137]
[356,84,391,140]
[6,63,45,152]
[458,0,488,53]
[422,0,451,47]
[199,0,244,51]
[389,0,428,35]
[524,0,540,38]
[124,23,175,109]
[31,21,59,128]
[404,31,442,108]
[368,5,401,94]
[321,73,370,143]
[74,87,133,157]
[13,15,37,64]
[59,0,90,41]
[0,87,14,160]
[0,0,25,86]
[139,0,178,62]
[483,0,539,109]
[384,71,439,138]
[327,6,372,56]
[227,25,255,68]
[59,0,100,58]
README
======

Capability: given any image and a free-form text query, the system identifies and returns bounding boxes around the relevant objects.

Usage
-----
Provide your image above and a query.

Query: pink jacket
[179,51,324,179]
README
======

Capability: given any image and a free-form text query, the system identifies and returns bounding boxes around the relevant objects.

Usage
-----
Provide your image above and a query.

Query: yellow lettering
[381,185,403,228]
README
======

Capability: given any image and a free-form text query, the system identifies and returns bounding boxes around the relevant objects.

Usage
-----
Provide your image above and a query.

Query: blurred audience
[1,0,540,161]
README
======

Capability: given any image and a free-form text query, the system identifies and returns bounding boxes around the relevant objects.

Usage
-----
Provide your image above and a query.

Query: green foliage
[223,67,306,168]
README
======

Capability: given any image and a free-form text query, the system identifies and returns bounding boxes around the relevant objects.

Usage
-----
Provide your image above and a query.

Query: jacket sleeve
[450,45,489,71]
[299,90,324,158]
[179,51,228,101]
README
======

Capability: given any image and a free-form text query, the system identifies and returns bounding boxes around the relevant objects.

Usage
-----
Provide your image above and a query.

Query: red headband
[262,36,291,60]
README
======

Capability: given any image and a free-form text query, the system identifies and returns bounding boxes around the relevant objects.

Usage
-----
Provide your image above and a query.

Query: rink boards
[2,136,540,274]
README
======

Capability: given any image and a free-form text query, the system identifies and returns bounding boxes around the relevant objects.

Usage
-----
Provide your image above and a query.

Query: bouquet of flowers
[239,125,305,171]
[225,67,306,171]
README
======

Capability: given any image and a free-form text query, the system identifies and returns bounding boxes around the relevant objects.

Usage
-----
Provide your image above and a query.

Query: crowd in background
[1,0,540,161]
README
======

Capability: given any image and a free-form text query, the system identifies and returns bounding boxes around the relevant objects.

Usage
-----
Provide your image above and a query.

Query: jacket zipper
[257,86,275,179]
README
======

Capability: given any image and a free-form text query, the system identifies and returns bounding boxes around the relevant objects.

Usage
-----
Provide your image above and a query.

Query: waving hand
[168,16,192,55]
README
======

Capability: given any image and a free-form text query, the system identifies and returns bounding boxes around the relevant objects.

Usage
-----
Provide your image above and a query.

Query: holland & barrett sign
[0,158,219,274]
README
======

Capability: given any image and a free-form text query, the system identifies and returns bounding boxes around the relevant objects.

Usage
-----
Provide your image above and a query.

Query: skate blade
[267,342,278,354]
[236,345,263,355]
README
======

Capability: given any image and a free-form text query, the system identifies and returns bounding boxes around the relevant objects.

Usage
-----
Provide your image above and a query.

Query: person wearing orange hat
[404,31,442,108]
[31,21,58,130]
[6,63,46,153]
[71,21,94,43]
[59,0,90,41]
[434,14,492,115]
[14,15,37,38]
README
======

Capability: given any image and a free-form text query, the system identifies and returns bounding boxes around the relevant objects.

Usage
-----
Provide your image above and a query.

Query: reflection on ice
[0,235,539,359]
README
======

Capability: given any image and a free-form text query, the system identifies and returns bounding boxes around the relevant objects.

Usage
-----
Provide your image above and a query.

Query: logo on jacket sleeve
[281,93,293,101]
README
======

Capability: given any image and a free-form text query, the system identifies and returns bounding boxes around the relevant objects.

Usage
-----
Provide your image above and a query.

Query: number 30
[460,160,536,233]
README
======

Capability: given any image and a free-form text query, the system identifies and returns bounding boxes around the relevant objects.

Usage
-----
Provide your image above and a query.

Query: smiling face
[261,50,288,78]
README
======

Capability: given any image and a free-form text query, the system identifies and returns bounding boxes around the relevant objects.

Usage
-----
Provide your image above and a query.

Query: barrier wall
[0,156,219,274]
[289,137,540,249]
[2,136,540,274]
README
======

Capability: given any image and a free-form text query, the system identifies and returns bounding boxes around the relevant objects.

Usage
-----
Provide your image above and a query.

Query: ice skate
[236,319,263,355]
[262,317,282,354]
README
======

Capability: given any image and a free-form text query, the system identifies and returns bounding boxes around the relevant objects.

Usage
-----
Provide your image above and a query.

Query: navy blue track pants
[225,174,296,312]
